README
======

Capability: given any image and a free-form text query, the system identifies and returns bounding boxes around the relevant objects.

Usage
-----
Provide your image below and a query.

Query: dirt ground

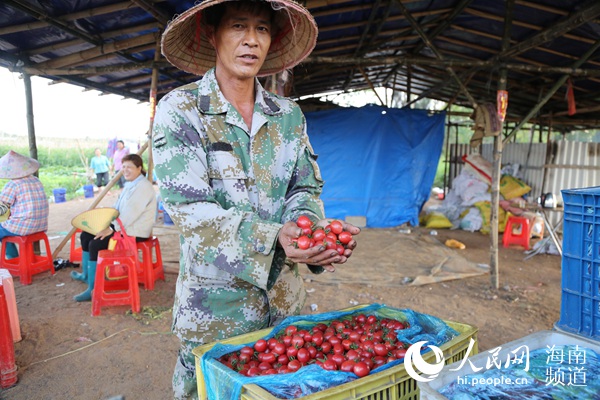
[1,190,562,400]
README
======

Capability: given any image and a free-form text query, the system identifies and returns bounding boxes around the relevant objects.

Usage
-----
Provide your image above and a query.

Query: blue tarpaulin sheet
[305,106,446,228]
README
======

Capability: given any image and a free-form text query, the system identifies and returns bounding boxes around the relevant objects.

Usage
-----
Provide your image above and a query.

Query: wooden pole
[146,33,161,183]
[22,73,38,164]
[52,140,149,259]
[22,72,42,254]
[490,0,514,289]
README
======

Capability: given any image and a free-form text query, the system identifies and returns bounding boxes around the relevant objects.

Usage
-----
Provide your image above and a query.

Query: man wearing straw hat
[0,150,49,259]
[152,1,360,398]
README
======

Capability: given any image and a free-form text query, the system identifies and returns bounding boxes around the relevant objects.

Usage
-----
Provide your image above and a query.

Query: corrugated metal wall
[447,141,600,228]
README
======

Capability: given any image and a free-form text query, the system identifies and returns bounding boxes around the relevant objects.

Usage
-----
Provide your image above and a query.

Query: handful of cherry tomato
[292,216,353,255]
[217,313,410,378]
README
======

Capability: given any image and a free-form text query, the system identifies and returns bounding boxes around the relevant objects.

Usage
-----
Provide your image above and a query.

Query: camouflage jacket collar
[198,68,282,117]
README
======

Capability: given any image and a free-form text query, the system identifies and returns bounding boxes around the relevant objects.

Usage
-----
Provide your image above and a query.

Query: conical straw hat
[161,0,318,77]
[71,208,120,235]
[0,150,40,179]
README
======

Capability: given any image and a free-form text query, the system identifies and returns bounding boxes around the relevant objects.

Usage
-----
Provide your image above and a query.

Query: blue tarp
[305,105,445,228]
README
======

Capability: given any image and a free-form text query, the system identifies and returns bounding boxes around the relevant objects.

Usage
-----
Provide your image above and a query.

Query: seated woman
[72,154,156,302]
[0,150,49,258]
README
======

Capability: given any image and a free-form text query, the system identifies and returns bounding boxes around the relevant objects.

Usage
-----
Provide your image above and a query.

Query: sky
[0,67,152,141]
[0,66,393,144]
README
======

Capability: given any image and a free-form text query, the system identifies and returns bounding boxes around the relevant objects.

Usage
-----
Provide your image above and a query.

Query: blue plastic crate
[557,186,600,340]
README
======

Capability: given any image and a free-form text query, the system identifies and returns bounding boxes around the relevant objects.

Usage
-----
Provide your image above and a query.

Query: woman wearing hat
[0,150,49,259]
[153,1,360,397]
[71,154,156,302]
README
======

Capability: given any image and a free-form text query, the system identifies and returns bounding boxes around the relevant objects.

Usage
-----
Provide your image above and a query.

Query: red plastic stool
[136,237,164,290]
[0,284,17,389]
[69,229,83,264]
[503,216,531,250]
[0,270,20,342]
[92,249,140,316]
[0,232,55,285]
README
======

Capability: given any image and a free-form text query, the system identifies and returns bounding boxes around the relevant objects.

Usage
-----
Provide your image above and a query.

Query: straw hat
[71,208,120,235]
[161,0,318,77]
[0,150,40,179]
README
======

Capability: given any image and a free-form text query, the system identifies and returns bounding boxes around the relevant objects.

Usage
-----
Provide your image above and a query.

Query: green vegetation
[1,140,107,201]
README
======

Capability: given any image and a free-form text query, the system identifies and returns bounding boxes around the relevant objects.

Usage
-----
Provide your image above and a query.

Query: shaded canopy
[1,0,600,131]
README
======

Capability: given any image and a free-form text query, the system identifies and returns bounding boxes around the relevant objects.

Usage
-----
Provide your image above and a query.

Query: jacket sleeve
[151,91,280,291]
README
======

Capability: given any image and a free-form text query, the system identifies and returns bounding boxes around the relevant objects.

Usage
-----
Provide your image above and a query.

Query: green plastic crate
[193,306,478,400]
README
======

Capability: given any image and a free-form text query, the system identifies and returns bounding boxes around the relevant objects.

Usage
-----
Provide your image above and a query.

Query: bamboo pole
[52,140,149,260]
[359,68,385,106]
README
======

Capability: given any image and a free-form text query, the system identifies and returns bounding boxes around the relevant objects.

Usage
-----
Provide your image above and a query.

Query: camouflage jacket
[152,69,325,344]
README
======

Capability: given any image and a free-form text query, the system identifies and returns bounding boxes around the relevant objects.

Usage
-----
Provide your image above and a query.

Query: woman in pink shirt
[111,140,130,189]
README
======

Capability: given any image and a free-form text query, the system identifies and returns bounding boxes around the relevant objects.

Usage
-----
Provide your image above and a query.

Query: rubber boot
[70,251,89,282]
[74,261,97,302]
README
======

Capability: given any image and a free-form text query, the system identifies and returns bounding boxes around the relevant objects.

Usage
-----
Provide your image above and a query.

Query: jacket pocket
[207,150,246,180]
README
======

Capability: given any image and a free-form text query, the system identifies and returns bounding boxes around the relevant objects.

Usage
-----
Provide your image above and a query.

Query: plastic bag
[104,218,138,280]
[420,212,453,229]
[499,175,531,200]
[201,304,460,399]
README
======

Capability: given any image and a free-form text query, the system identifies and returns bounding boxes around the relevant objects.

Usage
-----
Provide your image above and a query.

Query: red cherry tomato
[340,360,356,372]
[291,336,305,348]
[254,339,267,353]
[353,361,370,377]
[240,346,254,356]
[261,352,276,364]
[330,220,344,235]
[330,353,345,366]
[285,325,298,336]
[325,240,337,250]
[297,348,311,363]
[374,343,388,357]
[273,342,287,356]
[312,228,326,242]
[267,337,278,350]
[326,233,338,243]
[287,359,302,372]
[258,361,272,371]
[286,346,298,358]
[301,227,313,236]
[322,359,338,371]
[296,235,311,250]
[296,216,313,229]
[394,348,407,359]
[338,231,353,244]
[311,332,324,346]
